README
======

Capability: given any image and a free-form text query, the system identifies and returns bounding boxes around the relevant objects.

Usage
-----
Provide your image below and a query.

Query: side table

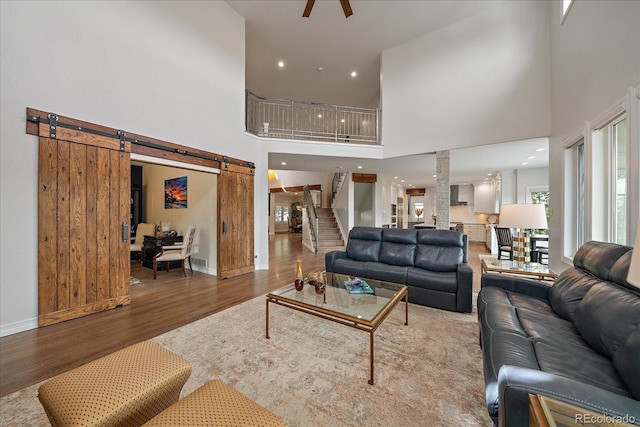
[528,394,636,427]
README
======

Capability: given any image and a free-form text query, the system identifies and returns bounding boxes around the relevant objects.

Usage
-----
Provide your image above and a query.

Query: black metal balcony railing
[245,91,379,145]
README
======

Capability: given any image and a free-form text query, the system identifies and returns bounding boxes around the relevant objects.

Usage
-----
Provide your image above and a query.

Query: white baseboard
[192,265,216,276]
[1,317,38,337]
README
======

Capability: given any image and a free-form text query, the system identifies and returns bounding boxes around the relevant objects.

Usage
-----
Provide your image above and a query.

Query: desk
[480,255,557,282]
[142,235,183,270]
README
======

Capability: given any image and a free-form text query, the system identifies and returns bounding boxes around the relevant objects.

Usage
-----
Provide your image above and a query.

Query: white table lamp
[628,220,640,288]
[499,204,548,266]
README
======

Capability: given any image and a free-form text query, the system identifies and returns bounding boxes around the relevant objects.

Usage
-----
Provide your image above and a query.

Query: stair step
[318,240,344,246]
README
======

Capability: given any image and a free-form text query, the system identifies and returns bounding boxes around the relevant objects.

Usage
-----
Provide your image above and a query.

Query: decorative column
[435,150,450,230]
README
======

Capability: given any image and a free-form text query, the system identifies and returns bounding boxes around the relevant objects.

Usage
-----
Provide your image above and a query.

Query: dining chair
[130,222,156,262]
[153,225,197,279]
[494,227,513,260]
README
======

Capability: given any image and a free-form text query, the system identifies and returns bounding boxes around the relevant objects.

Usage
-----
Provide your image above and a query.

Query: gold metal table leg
[404,292,409,325]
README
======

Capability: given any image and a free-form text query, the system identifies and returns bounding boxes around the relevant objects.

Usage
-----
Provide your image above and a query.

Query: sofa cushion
[332,258,367,277]
[366,262,409,284]
[417,229,464,247]
[573,241,632,281]
[406,268,457,293]
[548,269,602,321]
[573,283,640,359]
[533,340,632,398]
[345,227,382,262]
[380,242,415,267]
[477,288,527,336]
[414,245,463,272]
[381,228,417,244]
[613,325,640,400]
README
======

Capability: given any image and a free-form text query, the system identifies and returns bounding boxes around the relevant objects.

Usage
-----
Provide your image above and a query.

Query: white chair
[130,222,156,261]
[153,225,197,279]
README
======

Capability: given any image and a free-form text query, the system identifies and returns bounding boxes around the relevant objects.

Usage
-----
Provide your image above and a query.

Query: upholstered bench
[37,341,192,427]
[143,379,288,426]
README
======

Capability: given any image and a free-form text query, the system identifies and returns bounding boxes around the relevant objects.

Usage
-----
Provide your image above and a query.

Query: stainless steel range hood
[450,185,468,206]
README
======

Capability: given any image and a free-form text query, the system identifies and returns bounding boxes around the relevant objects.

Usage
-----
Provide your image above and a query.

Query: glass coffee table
[265,272,408,385]
[480,255,558,282]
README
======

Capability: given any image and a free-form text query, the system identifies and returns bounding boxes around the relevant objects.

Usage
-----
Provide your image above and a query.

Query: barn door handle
[122,221,129,242]
[222,220,227,234]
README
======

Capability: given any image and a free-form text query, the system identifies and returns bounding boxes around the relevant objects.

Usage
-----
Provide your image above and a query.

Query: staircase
[314,208,345,253]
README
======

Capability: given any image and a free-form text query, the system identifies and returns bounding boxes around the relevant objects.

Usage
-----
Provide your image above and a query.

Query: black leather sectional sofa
[478,241,640,426]
[325,226,473,313]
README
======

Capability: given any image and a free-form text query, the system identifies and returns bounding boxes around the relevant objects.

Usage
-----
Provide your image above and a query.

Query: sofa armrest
[456,263,473,313]
[325,251,347,272]
[481,274,551,300]
[498,365,640,427]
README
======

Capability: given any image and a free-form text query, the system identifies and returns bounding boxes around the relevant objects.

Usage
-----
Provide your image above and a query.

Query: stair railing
[332,172,346,205]
[304,185,319,253]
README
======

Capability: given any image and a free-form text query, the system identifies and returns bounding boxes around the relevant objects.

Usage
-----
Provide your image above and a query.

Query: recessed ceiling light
[318,114,322,118]
[357,165,363,169]
[340,119,345,123]
[433,174,437,178]
[401,180,405,183]
[351,71,357,77]
[528,156,535,159]
[278,61,284,68]
[521,162,528,165]
[487,173,493,176]
[317,66,324,72]
[394,176,398,179]
[536,148,545,152]
[281,162,287,165]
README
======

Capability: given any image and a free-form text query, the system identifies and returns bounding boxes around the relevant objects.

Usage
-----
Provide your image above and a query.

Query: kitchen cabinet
[486,226,497,254]
[464,224,486,242]
[474,180,499,213]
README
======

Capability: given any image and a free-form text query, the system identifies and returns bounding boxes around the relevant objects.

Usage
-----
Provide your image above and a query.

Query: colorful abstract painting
[164,176,187,209]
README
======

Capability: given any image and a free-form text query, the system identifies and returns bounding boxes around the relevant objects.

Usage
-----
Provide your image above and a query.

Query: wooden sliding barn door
[38,136,130,326]
[217,168,254,278]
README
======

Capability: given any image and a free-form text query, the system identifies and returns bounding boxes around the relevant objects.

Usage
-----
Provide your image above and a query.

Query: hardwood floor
[0,233,487,397]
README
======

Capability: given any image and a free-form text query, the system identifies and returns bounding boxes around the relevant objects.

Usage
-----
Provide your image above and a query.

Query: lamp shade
[499,204,548,229]
[628,220,640,288]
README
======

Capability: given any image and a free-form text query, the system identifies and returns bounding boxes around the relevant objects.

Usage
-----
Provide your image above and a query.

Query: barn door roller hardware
[27,111,255,169]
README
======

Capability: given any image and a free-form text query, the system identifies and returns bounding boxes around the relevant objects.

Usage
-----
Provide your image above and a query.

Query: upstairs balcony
[246,91,380,145]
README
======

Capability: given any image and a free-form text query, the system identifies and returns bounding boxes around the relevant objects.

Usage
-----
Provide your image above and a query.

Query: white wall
[548,0,640,271]
[0,1,251,335]
[516,167,549,203]
[381,0,550,157]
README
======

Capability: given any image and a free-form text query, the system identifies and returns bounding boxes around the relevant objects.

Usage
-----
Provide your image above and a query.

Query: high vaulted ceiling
[227,0,507,108]
[226,0,548,187]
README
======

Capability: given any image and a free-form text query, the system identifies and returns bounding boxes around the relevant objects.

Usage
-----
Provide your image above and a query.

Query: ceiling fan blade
[340,0,353,18]
[302,0,315,18]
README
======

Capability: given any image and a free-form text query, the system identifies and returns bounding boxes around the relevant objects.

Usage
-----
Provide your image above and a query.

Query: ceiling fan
[303,0,353,18]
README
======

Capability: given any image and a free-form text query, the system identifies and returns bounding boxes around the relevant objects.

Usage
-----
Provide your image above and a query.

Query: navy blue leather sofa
[478,241,640,426]
[325,227,473,313]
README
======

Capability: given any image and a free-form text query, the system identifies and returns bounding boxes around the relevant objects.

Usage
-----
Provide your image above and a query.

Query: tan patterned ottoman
[37,341,192,427]
[143,379,288,427]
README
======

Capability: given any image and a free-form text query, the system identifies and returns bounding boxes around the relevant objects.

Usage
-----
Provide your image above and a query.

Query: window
[564,137,585,258]
[528,188,550,235]
[274,205,290,223]
[577,142,585,248]
[612,117,627,244]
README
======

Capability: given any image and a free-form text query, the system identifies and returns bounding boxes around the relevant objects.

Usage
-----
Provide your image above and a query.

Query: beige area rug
[0,294,491,426]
